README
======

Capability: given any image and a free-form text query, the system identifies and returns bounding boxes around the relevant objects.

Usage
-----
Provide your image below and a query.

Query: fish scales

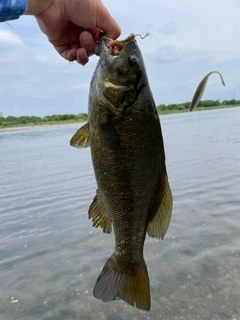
[91,99,164,259]
[70,33,173,311]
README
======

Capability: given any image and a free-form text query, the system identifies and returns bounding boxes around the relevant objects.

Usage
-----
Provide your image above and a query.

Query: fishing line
[5,22,14,29]
[149,32,226,108]
[150,33,199,83]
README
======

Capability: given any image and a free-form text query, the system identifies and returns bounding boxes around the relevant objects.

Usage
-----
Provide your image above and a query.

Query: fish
[70,33,173,311]
[189,71,225,111]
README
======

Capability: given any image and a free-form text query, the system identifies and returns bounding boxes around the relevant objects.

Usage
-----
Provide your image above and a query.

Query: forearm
[24,0,54,16]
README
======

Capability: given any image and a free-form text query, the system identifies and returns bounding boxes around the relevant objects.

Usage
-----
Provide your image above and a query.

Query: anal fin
[88,191,112,234]
[70,122,90,148]
[147,175,173,239]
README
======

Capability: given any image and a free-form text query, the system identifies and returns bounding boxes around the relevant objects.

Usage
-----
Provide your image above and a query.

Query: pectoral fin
[88,191,112,234]
[70,123,90,148]
[147,175,173,239]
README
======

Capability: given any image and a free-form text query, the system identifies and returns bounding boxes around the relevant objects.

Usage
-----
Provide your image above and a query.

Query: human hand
[25,0,121,65]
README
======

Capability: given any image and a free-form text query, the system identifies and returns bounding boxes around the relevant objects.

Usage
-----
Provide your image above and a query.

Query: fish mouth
[99,33,135,56]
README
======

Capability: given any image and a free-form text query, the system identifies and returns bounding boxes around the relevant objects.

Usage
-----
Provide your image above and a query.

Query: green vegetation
[0,113,88,128]
[0,99,239,129]
[157,99,240,114]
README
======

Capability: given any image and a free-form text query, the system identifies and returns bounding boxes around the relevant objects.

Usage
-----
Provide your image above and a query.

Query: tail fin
[93,254,150,311]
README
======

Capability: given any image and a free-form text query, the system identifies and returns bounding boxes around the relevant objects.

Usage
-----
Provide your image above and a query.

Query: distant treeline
[0,113,88,127]
[157,99,240,113]
[1,99,240,128]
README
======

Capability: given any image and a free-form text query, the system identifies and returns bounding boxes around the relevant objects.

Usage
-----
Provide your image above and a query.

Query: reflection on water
[0,108,240,320]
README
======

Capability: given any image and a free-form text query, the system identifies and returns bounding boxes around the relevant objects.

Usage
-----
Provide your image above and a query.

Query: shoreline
[0,105,239,132]
[0,122,85,132]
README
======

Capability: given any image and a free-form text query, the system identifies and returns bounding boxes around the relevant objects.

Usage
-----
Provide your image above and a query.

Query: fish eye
[128,56,137,67]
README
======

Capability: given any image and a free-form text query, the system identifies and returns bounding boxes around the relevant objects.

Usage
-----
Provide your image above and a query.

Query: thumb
[96,3,121,39]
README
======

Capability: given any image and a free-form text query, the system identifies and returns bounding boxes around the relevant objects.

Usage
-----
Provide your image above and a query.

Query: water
[0,108,239,320]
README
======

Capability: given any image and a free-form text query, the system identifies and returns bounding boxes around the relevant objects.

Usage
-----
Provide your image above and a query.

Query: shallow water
[0,108,240,320]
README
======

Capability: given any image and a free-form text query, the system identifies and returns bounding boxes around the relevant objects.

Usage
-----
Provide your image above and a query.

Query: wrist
[24,0,54,16]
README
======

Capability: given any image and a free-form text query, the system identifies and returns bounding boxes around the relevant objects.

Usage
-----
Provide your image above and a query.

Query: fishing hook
[134,33,149,39]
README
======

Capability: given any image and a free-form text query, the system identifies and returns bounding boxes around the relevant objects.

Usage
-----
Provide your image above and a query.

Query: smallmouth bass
[70,33,173,311]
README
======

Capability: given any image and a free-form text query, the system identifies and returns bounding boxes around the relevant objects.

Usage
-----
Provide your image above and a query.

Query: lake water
[0,108,240,320]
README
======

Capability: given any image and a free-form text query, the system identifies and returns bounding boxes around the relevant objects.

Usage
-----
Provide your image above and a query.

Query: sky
[0,0,240,117]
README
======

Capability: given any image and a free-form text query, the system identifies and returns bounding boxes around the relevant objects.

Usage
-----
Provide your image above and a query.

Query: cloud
[0,29,23,46]
[0,29,24,62]
[158,23,177,35]
[35,54,63,67]
[1,0,240,117]
[70,84,89,91]
[148,45,178,64]
[148,45,240,66]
